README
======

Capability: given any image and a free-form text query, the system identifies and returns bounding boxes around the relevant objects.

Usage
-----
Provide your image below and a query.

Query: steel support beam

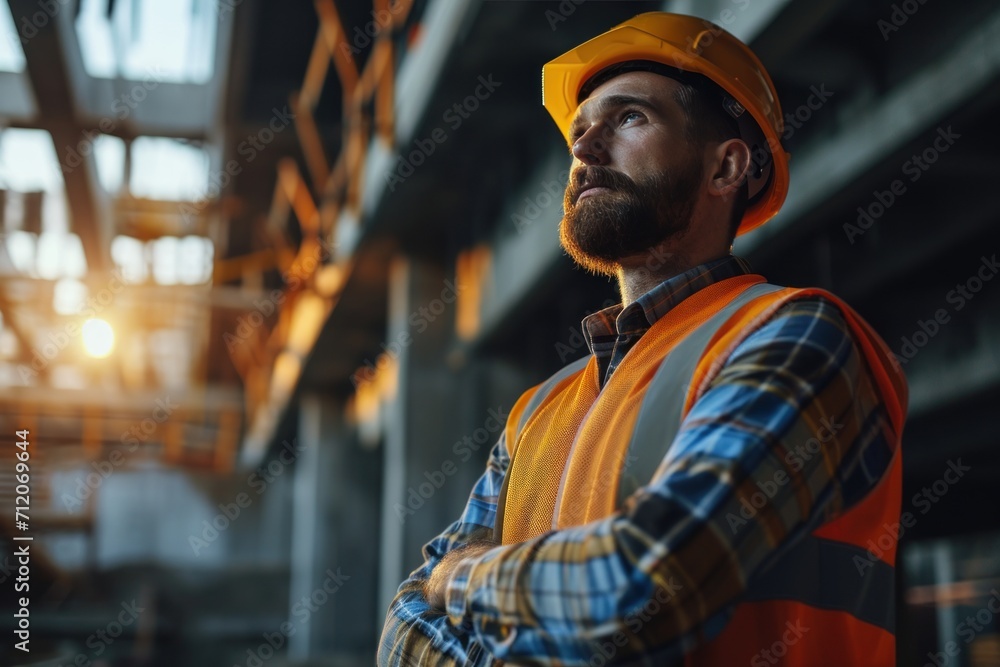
[0,385,242,414]
[8,0,112,272]
[333,0,480,257]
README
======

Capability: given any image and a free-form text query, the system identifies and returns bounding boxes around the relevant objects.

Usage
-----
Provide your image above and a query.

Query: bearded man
[379,12,907,666]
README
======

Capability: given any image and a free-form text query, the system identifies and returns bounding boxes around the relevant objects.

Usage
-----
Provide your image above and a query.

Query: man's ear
[707,138,751,200]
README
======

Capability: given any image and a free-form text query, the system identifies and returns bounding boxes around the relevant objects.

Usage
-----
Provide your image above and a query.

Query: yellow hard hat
[542,12,789,235]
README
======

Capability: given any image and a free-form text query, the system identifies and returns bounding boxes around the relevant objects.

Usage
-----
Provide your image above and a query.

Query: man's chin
[563,249,620,278]
[559,222,621,277]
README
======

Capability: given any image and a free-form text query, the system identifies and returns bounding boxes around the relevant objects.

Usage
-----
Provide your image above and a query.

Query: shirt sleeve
[442,296,898,664]
[376,435,510,666]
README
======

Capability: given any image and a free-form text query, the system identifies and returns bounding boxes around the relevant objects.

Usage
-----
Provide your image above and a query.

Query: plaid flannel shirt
[378,255,894,665]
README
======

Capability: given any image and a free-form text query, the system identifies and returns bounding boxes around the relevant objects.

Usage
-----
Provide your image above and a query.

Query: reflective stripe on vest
[615,282,783,506]
[745,533,895,633]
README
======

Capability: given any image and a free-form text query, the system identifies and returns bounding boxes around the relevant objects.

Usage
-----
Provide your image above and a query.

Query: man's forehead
[572,71,682,121]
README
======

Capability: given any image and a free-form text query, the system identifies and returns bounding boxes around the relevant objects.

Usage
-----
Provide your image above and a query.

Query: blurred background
[0,0,997,665]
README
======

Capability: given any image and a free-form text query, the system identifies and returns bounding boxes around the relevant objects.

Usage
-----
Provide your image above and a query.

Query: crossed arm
[377,436,510,666]
[377,298,894,666]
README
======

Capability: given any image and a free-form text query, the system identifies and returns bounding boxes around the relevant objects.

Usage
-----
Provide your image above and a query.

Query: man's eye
[620,110,642,125]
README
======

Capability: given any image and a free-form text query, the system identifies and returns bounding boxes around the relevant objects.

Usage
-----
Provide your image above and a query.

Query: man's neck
[616,248,731,306]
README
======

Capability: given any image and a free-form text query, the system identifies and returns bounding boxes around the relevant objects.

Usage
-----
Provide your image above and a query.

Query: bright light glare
[53,279,88,315]
[82,318,115,358]
[76,0,217,83]
[130,137,210,201]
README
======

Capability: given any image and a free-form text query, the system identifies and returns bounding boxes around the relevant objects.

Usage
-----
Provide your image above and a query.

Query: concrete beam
[390,0,481,149]
[664,0,797,43]
[7,0,112,273]
[907,335,1000,418]
[838,196,996,303]
[0,385,242,414]
[737,6,1000,259]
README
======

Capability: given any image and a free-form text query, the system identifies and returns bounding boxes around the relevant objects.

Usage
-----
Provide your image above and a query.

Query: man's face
[560,71,705,277]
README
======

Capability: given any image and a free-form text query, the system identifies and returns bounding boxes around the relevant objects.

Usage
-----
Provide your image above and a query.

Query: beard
[559,158,702,277]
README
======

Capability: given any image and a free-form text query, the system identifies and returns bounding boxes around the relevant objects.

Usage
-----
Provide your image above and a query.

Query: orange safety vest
[494,274,908,665]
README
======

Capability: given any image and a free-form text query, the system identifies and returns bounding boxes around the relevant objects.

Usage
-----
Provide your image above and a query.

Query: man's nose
[571,123,609,166]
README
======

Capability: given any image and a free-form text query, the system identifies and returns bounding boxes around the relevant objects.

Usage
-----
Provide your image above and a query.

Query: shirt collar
[581,254,755,352]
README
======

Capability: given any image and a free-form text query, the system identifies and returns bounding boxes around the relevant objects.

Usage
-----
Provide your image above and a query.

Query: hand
[424,540,497,610]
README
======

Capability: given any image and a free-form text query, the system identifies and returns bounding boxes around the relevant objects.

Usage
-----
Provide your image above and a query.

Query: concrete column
[290,393,381,663]
[377,256,465,615]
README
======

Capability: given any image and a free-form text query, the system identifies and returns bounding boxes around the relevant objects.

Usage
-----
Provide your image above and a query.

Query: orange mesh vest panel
[496,275,907,666]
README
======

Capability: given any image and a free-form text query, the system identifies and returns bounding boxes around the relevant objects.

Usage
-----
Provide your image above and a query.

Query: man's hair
[580,61,750,243]
[672,79,749,243]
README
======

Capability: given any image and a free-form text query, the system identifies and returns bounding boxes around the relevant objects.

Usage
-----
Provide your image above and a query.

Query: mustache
[567,166,637,204]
